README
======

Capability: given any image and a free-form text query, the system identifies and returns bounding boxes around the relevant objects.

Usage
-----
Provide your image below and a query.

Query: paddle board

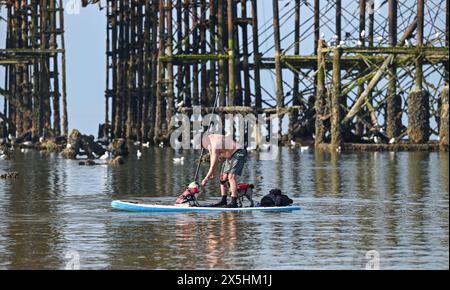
[111,200,301,213]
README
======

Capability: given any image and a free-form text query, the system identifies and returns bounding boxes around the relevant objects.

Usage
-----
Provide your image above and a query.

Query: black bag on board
[260,189,293,207]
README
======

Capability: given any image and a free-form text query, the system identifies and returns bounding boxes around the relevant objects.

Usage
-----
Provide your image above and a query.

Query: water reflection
[1,152,63,269]
[0,148,448,269]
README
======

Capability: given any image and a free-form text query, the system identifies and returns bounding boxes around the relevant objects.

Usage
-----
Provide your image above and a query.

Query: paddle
[193,93,221,184]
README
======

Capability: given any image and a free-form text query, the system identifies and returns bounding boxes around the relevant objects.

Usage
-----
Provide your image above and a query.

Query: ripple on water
[0,149,448,269]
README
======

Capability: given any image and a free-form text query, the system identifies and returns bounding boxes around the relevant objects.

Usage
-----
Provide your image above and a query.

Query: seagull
[21,148,26,153]
[377,35,384,42]
[332,34,339,41]
[336,146,342,153]
[176,101,185,109]
[0,154,6,160]
[137,150,142,159]
[134,141,141,146]
[100,152,111,160]
[361,30,366,39]
[290,140,296,148]
[259,144,271,151]
[339,40,346,47]
[159,142,164,148]
[373,136,381,144]
[300,146,310,153]
[173,157,185,164]
[8,134,16,145]
[357,40,363,47]
[66,144,72,149]
[405,39,410,46]
[389,138,396,144]
[320,32,325,39]
[39,137,45,143]
[143,142,150,148]
[22,141,33,147]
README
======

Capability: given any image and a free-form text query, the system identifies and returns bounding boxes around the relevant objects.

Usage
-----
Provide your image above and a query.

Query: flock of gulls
[321,30,442,48]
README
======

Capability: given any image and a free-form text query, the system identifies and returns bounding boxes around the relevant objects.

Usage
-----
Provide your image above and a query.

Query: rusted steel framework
[96,0,448,150]
[5,0,438,151]
[0,0,68,140]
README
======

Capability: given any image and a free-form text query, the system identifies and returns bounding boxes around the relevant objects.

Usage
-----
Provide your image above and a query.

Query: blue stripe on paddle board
[111,200,301,213]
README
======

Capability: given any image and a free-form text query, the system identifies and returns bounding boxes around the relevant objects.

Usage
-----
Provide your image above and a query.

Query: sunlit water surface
[0,148,448,269]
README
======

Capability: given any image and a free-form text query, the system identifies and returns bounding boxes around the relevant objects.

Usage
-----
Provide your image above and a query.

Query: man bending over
[201,134,247,208]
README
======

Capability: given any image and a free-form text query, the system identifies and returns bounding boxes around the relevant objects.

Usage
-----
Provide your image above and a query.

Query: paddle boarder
[201,134,248,208]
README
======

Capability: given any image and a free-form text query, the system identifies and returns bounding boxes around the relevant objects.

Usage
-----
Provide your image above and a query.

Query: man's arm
[205,148,219,179]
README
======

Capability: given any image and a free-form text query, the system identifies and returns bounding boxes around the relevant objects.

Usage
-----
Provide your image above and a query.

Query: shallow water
[0,147,448,270]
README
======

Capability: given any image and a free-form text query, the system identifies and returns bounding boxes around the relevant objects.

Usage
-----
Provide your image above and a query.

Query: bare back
[205,134,240,159]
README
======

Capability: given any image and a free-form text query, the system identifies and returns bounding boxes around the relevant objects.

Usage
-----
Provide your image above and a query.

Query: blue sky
[63,4,106,136]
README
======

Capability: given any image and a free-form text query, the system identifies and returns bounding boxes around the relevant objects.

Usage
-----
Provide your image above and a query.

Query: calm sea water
[0,147,448,270]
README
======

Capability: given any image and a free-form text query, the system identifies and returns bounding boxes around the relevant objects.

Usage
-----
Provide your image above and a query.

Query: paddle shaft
[193,94,220,183]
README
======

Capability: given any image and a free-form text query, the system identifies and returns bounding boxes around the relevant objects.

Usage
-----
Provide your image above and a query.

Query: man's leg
[210,172,228,207]
[228,174,238,198]
[220,173,228,196]
[225,150,247,207]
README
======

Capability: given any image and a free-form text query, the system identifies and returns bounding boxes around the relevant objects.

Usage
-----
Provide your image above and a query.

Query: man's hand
[201,174,214,187]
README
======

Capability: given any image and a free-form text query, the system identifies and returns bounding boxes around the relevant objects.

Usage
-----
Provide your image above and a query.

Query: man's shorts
[221,149,248,176]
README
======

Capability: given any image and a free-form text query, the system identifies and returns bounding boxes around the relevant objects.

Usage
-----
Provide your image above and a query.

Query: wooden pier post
[314,0,320,54]
[227,0,235,106]
[355,0,366,137]
[114,0,124,138]
[148,0,159,143]
[192,0,199,106]
[200,0,208,106]
[135,1,144,141]
[184,0,192,108]
[251,0,262,109]
[387,0,402,140]
[209,0,217,105]
[241,0,251,107]
[443,0,449,92]
[175,0,183,108]
[335,0,341,44]
[218,0,226,108]
[335,0,346,141]
[331,47,342,147]
[40,0,52,136]
[368,0,374,47]
[166,0,175,134]
[408,0,430,143]
[314,40,326,146]
[141,0,151,142]
[31,0,40,139]
[126,0,135,140]
[233,2,243,106]
[272,0,284,110]
[50,0,61,137]
[440,85,449,149]
[289,0,301,141]
[154,0,165,142]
